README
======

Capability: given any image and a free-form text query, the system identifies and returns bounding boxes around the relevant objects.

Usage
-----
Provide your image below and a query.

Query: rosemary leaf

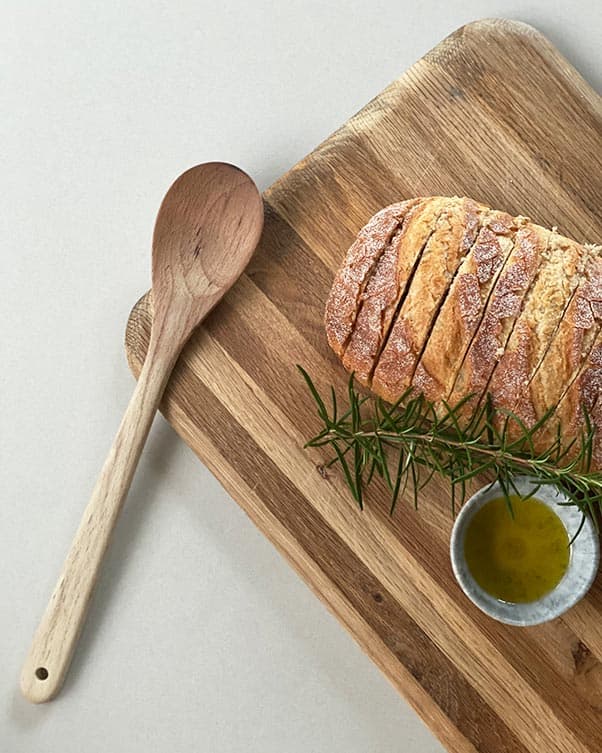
[297,365,602,526]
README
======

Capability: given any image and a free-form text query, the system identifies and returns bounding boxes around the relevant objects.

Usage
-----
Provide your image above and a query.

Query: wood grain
[125,20,602,753]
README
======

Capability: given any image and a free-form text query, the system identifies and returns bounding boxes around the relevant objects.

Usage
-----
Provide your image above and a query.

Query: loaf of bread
[325,196,602,466]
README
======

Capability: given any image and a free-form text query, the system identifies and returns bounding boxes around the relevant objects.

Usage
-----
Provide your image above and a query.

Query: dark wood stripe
[265,136,421,265]
[246,202,334,355]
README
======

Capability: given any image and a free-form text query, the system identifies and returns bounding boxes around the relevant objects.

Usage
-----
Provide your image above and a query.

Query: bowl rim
[450,475,600,626]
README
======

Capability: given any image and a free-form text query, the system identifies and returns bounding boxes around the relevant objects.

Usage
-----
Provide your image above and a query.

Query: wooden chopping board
[125,19,602,753]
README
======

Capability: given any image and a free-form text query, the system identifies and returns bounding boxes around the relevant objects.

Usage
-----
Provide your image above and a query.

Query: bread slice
[550,333,602,468]
[530,250,602,461]
[412,208,519,403]
[518,245,602,431]
[325,199,420,358]
[371,197,477,401]
[342,197,450,385]
[447,223,550,413]
[488,230,584,426]
[579,342,602,467]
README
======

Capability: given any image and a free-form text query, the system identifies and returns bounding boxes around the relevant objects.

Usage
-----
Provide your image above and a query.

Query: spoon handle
[20,331,178,703]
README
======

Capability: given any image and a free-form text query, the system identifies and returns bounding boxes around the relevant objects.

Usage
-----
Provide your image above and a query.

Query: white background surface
[2,2,600,752]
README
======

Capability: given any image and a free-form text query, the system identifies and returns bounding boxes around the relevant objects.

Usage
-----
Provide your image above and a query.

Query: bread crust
[341,197,448,385]
[371,197,475,401]
[531,252,602,464]
[549,336,602,468]
[447,223,549,414]
[324,199,420,357]
[488,231,584,426]
[526,247,602,425]
[413,208,518,403]
[579,343,602,467]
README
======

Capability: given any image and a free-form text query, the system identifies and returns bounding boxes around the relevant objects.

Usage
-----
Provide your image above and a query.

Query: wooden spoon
[21,162,264,703]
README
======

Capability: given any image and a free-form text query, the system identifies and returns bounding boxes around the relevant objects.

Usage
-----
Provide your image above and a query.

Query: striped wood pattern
[125,19,602,753]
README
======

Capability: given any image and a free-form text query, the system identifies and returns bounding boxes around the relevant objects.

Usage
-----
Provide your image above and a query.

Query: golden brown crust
[547,335,602,468]
[489,230,584,426]
[324,199,420,357]
[412,208,518,403]
[579,343,602,467]
[447,223,549,414]
[371,197,476,401]
[531,252,602,463]
[531,250,602,423]
[341,197,447,385]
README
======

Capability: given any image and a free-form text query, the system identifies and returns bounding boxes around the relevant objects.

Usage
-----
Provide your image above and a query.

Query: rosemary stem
[324,429,546,472]
[297,365,602,528]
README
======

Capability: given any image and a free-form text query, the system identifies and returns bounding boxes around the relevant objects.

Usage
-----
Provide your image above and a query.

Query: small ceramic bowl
[450,476,600,626]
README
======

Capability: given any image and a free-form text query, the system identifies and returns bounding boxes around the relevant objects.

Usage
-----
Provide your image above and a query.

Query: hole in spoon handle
[21,649,64,703]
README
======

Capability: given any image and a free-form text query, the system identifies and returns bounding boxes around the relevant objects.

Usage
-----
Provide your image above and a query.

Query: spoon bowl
[152,162,264,326]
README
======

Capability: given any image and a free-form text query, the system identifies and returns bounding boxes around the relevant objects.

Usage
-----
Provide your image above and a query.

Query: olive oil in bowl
[450,476,599,626]
[463,495,569,603]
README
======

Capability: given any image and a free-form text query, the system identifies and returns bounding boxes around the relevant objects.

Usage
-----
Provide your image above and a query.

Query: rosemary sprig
[298,366,602,527]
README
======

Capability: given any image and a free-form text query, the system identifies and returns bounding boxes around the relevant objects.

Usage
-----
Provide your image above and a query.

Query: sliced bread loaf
[325,197,602,467]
